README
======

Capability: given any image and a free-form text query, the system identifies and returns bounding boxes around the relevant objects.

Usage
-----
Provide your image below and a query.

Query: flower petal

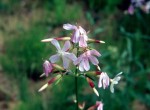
[89,56,99,65]
[79,36,87,47]
[74,56,82,65]
[62,41,71,51]
[83,58,90,71]
[90,50,101,57]
[65,53,77,62]
[63,24,76,30]
[49,54,60,63]
[110,83,114,93]
[71,30,80,43]
[62,56,70,69]
[51,39,61,50]
[79,26,86,35]
[79,61,84,72]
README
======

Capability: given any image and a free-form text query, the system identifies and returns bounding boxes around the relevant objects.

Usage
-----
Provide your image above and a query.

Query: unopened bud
[93,87,99,97]
[96,65,101,71]
[52,64,64,71]
[38,83,48,92]
[40,73,45,77]
[86,71,102,76]
[78,102,85,110]
[88,38,105,43]
[41,37,70,42]
[55,37,70,41]
[86,77,95,88]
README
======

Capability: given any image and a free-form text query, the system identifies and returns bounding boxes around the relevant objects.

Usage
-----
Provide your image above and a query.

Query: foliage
[0,0,150,110]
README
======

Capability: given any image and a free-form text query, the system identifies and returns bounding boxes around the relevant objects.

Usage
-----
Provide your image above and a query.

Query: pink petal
[79,36,87,47]
[74,56,82,65]
[65,53,77,61]
[79,61,84,72]
[96,101,103,110]
[90,50,101,57]
[62,41,71,51]
[71,30,80,43]
[43,60,53,76]
[83,58,90,71]
[128,5,134,15]
[62,56,70,69]
[49,54,60,63]
[51,39,61,50]
[98,73,103,88]
[79,26,86,35]
[63,24,76,30]
[89,56,99,65]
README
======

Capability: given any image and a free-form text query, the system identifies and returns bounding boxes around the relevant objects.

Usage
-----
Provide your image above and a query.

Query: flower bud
[43,60,53,77]
[88,38,105,43]
[86,71,102,76]
[38,75,62,92]
[86,77,99,96]
[41,37,70,42]
[52,64,64,71]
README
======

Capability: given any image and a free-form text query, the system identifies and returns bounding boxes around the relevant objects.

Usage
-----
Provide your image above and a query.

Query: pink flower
[49,39,77,69]
[96,101,103,110]
[98,72,110,89]
[87,101,103,110]
[43,60,53,77]
[63,23,88,47]
[74,50,101,71]
[128,5,134,14]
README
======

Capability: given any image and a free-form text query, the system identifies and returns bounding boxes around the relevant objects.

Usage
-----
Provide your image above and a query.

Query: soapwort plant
[39,24,122,110]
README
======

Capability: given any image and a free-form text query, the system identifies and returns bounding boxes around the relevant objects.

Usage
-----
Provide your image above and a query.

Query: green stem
[75,46,79,110]
[75,71,78,110]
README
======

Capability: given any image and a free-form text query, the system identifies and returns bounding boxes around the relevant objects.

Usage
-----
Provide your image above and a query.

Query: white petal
[79,61,84,72]
[63,24,76,30]
[49,54,60,63]
[51,39,61,50]
[89,56,99,65]
[62,56,70,69]
[65,53,77,61]
[110,83,114,93]
[83,59,90,71]
[62,41,71,51]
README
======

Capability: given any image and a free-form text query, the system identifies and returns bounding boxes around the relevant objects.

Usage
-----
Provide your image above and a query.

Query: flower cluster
[127,0,150,14]
[39,23,122,110]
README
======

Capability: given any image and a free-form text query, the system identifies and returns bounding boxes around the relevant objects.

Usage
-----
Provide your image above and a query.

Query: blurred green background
[0,0,150,110]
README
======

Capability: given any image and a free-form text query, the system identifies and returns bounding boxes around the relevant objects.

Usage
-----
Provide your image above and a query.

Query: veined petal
[62,41,71,51]
[89,56,99,65]
[63,24,76,30]
[71,30,80,43]
[74,56,82,65]
[79,26,86,35]
[62,56,70,69]
[110,83,114,93]
[83,58,90,71]
[79,36,87,47]
[49,54,60,63]
[79,61,84,72]
[51,39,61,50]
[65,53,77,62]
[90,50,101,57]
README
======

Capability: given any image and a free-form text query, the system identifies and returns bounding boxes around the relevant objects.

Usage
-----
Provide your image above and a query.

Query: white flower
[98,72,110,89]
[110,72,122,93]
[49,39,77,69]
[63,23,88,47]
